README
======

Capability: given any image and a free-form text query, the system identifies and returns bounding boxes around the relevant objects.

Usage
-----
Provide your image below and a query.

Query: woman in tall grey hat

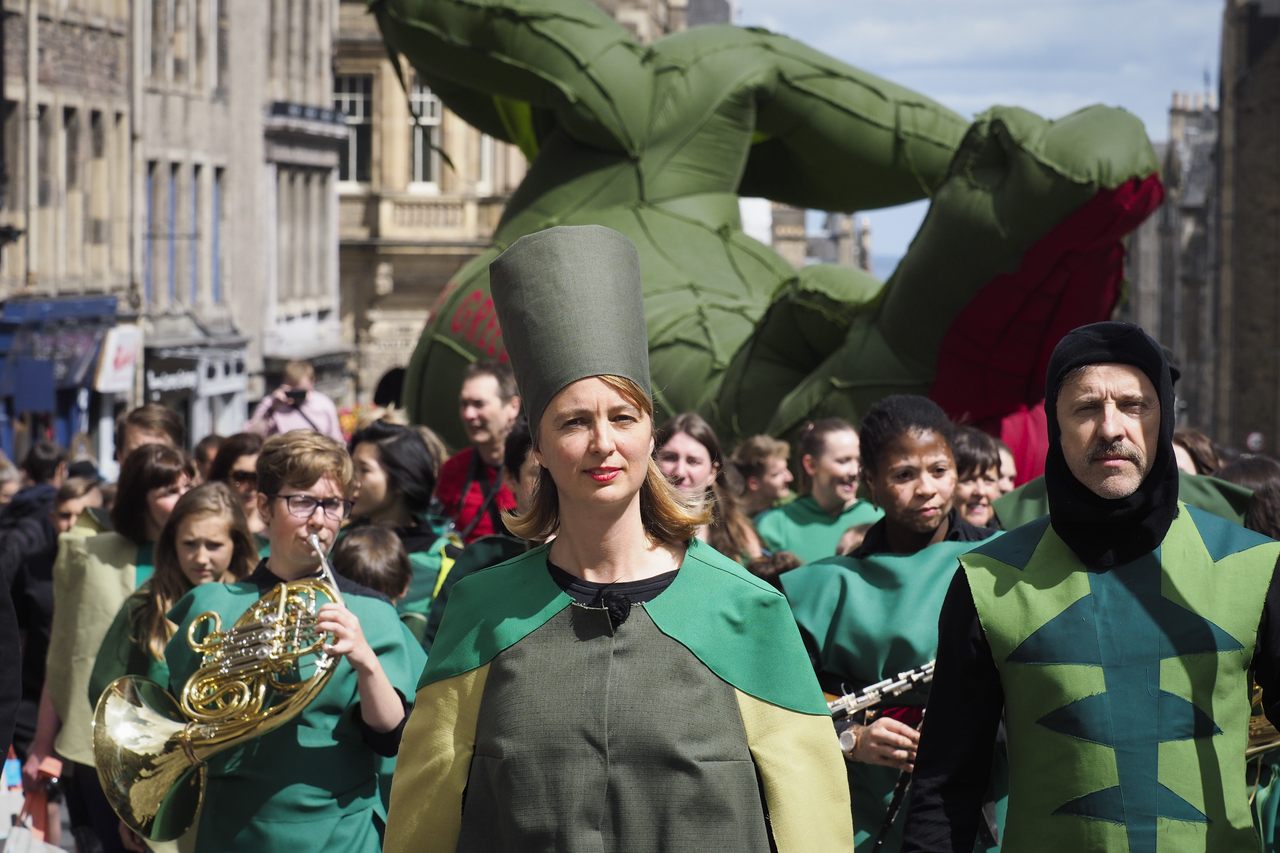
[385,225,851,852]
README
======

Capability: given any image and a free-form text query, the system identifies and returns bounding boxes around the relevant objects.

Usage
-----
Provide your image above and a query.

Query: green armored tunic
[165,563,426,853]
[962,504,1280,853]
[384,538,852,852]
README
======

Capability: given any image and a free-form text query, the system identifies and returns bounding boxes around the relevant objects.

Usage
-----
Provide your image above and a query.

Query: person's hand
[847,716,919,772]
[270,384,294,405]
[21,751,46,793]
[317,602,377,674]
[118,820,148,852]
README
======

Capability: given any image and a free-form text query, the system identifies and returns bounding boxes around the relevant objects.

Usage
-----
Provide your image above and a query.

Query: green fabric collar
[420,539,829,715]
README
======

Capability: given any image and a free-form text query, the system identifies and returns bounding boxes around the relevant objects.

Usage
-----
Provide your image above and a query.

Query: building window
[63,109,80,194]
[215,0,228,91]
[1,101,21,212]
[191,164,201,305]
[145,161,157,303]
[194,0,207,88]
[168,163,178,304]
[409,80,442,188]
[89,112,105,246]
[333,74,372,183]
[36,106,51,208]
[213,167,223,303]
[477,133,494,194]
[151,0,169,80]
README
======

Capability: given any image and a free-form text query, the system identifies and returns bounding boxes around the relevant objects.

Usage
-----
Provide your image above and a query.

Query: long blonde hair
[138,483,256,659]
[504,375,709,543]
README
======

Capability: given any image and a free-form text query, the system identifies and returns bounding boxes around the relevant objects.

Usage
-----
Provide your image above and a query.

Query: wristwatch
[838,725,859,755]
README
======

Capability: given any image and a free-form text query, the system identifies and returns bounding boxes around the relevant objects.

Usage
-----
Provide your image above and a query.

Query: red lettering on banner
[449,289,508,361]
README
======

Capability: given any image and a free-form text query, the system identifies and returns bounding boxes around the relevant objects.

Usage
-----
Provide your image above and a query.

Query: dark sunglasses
[229,471,259,487]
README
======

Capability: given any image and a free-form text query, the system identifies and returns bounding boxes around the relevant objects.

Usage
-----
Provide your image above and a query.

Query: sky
[732,0,1225,262]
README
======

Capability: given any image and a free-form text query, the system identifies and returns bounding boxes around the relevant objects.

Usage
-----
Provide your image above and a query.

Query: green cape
[422,537,828,715]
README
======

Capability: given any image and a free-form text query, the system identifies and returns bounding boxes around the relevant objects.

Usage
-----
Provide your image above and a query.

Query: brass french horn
[93,537,344,841]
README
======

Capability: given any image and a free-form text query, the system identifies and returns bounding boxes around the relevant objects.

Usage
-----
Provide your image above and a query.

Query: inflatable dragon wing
[373,0,1162,479]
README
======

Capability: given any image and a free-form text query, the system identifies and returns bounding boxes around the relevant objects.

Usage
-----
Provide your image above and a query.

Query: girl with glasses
[161,432,426,852]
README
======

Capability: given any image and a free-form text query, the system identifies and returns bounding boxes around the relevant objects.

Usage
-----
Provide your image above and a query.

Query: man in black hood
[902,322,1280,852]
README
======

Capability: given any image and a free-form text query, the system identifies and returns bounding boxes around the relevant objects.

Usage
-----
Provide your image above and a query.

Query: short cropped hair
[858,396,955,476]
[464,360,519,403]
[21,440,68,484]
[282,360,316,387]
[115,404,185,455]
[730,435,791,481]
[257,432,353,497]
[332,526,411,600]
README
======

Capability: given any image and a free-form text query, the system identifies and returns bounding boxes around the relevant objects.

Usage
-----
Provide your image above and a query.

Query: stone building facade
[0,0,137,463]
[1215,0,1280,452]
[335,0,525,402]
[136,0,346,450]
[0,1,348,465]
[1124,92,1218,430]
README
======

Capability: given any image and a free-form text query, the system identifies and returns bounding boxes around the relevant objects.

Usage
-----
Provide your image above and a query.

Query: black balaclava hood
[1043,321,1178,567]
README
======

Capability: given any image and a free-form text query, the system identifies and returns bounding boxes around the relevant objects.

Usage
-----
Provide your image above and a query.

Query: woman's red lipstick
[588,467,621,482]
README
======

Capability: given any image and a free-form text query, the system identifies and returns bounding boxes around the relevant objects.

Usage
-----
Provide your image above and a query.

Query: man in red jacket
[435,362,521,542]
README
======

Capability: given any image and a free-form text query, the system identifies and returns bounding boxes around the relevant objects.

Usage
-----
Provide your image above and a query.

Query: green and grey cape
[384,538,852,852]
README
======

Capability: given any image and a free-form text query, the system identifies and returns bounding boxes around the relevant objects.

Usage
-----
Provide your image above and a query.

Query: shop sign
[146,353,200,396]
[95,325,143,394]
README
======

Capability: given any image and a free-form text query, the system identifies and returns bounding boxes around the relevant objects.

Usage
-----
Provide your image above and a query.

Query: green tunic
[87,585,169,709]
[756,495,883,563]
[782,540,1002,851]
[962,504,1280,852]
[385,538,853,852]
[165,575,427,853]
[46,532,149,765]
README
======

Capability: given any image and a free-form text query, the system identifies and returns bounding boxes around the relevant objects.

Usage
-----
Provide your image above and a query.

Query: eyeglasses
[229,471,258,487]
[272,494,353,521]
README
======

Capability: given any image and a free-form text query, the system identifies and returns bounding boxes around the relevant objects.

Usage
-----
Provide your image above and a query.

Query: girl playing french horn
[162,432,425,851]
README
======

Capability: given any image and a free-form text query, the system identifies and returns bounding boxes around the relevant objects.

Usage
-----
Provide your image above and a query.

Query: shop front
[145,341,249,447]
[0,296,135,463]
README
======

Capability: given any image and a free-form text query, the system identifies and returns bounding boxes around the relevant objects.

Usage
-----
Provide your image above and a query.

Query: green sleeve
[88,592,166,708]
[350,595,428,703]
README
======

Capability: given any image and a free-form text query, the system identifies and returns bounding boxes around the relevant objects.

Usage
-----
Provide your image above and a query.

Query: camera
[285,388,308,405]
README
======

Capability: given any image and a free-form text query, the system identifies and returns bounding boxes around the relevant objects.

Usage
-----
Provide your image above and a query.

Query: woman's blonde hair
[504,375,709,543]
[139,483,256,658]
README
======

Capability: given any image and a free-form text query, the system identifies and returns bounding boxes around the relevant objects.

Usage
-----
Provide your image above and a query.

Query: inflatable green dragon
[373,0,1162,478]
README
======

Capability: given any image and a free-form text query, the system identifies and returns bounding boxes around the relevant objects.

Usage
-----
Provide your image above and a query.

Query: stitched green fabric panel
[964,506,1279,853]
[459,605,772,851]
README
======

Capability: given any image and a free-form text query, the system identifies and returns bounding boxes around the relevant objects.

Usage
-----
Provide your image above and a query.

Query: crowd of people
[2,229,1280,852]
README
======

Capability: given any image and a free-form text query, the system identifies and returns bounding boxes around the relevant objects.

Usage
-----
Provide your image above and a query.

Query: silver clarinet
[829,660,935,752]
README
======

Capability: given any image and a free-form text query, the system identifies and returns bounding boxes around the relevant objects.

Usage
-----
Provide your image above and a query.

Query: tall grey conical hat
[490,225,652,434]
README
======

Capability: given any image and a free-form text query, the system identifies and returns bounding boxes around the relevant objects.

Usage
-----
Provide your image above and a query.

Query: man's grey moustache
[1086,443,1142,464]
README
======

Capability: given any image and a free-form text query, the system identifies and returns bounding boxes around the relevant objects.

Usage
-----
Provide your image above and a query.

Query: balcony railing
[339,191,507,244]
